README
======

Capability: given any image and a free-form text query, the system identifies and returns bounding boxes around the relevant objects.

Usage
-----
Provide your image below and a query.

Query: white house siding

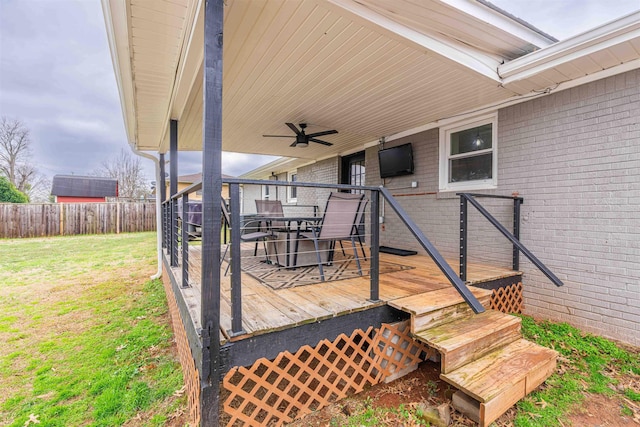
[499,69,639,346]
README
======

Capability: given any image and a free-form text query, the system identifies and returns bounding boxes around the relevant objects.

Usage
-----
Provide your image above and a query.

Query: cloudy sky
[0,0,638,183]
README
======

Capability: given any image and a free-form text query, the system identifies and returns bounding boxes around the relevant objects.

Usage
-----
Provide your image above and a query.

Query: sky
[0,0,638,184]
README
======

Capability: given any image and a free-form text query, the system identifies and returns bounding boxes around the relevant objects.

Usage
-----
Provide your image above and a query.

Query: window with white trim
[288,172,297,203]
[262,184,271,200]
[439,114,497,191]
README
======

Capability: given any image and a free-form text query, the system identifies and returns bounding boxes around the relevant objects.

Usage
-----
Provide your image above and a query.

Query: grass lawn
[0,232,186,427]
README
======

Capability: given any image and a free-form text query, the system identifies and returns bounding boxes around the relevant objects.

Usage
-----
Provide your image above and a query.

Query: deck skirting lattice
[162,273,201,426]
[490,282,523,314]
[222,321,432,426]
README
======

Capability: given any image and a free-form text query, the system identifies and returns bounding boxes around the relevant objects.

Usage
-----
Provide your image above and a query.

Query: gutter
[129,145,164,280]
[499,11,640,84]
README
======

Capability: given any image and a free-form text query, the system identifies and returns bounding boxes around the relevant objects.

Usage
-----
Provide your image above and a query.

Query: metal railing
[161,179,492,340]
[458,193,563,287]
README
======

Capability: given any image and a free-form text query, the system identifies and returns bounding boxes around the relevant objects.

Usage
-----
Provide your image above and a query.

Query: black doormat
[379,246,418,256]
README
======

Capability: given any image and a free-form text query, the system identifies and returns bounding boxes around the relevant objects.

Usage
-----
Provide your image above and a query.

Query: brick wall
[296,157,340,209]
[365,69,639,345]
[498,69,639,346]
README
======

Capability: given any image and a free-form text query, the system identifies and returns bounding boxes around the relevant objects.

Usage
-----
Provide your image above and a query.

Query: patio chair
[221,198,279,275]
[338,196,368,261]
[293,192,365,281]
[255,199,287,231]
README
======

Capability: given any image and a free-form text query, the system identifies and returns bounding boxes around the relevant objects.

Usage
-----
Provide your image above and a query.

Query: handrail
[379,187,485,314]
[458,193,564,287]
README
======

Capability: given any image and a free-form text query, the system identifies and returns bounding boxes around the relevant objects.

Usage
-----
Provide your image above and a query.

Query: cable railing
[162,179,493,339]
[457,192,564,287]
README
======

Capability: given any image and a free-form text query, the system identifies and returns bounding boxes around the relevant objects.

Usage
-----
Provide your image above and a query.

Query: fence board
[0,202,156,238]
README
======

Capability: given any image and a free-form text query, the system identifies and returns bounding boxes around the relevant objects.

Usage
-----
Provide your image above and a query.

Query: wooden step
[442,339,558,427]
[415,310,521,373]
[389,287,493,333]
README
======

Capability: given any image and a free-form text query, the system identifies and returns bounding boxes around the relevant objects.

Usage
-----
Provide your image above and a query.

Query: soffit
[109,0,571,155]
[127,0,193,149]
[162,0,529,158]
[501,12,640,93]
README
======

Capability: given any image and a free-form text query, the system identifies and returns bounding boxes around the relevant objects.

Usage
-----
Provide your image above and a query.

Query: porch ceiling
[103,0,639,160]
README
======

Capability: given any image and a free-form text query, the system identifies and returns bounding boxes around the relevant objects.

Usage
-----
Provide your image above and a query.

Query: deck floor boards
[170,246,517,344]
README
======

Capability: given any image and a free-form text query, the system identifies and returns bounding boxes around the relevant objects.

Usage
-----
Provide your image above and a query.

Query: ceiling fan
[263,123,338,147]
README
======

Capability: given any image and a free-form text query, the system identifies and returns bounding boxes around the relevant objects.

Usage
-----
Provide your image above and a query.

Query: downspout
[129,144,164,280]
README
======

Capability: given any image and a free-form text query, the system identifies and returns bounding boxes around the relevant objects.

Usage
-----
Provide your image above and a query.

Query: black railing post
[379,187,485,313]
[170,119,179,267]
[459,195,468,281]
[181,193,189,288]
[159,153,166,248]
[513,198,522,271]
[369,189,380,302]
[229,183,244,335]
[171,199,179,266]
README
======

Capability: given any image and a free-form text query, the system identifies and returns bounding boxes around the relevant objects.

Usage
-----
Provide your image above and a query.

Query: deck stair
[389,288,557,427]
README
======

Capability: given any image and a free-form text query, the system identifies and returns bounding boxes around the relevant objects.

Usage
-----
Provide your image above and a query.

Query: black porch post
[200,0,224,425]
[459,195,467,281]
[170,120,179,267]
[159,153,166,248]
[369,189,380,302]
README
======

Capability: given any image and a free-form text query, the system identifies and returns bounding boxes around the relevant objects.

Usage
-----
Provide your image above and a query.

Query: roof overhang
[102,0,639,165]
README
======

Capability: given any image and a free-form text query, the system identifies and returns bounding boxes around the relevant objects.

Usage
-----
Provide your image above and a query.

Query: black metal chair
[221,199,279,275]
[293,192,365,281]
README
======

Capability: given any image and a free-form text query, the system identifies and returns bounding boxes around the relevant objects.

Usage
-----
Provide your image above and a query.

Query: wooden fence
[0,202,156,238]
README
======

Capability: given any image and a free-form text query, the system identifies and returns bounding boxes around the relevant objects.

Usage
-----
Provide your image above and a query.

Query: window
[262,185,271,200]
[439,114,497,191]
[288,172,297,203]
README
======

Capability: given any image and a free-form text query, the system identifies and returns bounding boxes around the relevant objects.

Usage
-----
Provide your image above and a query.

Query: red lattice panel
[162,272,201,426]
[222,322,435,426]
[490,282,524,314]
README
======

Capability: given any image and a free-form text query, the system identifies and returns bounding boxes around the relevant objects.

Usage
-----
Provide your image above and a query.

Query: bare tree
[95,149,149,200]
[0,117,33,192]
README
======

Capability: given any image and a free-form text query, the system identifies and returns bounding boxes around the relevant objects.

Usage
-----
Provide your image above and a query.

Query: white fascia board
[322,0,502,83]
[500,12,640,84]
[439,0,556,48]
[101,0,137,145]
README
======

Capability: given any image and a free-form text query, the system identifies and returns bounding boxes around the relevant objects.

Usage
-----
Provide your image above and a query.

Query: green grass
[513,315,640,426]
[0,232,185,427]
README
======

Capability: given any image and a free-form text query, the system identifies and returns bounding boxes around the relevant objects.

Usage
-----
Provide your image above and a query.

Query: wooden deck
[170,245,519,345]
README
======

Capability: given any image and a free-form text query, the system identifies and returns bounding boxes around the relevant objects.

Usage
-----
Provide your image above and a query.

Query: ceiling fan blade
[309,138,333,146]
[286,122,301,135]
[307,129,338,138]
[262,134,293,138]
[290,141,298,147]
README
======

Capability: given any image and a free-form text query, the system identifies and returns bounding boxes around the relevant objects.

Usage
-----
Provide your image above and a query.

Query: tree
[0,176,28,203]
[0,117,32,192]
[95,149,149,200]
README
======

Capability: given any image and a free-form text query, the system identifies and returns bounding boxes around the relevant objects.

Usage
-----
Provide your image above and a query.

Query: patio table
[256,215,324,268]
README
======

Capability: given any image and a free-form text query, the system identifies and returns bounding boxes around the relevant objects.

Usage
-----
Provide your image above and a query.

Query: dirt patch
[565,393,639,426]
[286,357,640,427]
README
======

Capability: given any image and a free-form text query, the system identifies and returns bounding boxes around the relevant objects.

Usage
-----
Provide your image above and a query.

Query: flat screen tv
[378,143,414,178]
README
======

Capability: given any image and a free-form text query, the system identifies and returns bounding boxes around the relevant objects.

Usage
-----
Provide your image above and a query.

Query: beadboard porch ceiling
[102,0,640,160]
